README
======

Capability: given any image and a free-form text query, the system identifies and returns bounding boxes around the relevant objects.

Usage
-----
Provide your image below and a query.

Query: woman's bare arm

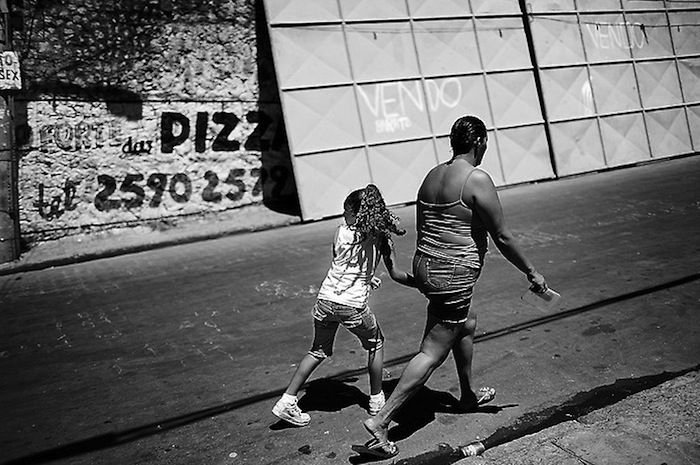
[469,170,546,289]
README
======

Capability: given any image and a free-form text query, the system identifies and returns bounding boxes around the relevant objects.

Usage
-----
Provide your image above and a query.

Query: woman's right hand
[527,270,547,293]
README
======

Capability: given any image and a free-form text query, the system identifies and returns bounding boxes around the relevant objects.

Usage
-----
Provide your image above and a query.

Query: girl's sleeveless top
[317,224,381,308]
[416,169,488,269]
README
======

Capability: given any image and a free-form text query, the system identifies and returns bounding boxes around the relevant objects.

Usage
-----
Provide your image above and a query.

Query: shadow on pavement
[299,378,367,413]
[382,379,515,443]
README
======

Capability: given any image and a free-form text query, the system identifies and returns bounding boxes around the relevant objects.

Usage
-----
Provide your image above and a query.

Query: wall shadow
[254,0,301,216]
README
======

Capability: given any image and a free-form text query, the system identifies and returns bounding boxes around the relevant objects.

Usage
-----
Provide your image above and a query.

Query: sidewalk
[467,369,699,465]
[0,203,301,276]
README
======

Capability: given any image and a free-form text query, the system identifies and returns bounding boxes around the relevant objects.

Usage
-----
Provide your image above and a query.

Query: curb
[0,217,301,277]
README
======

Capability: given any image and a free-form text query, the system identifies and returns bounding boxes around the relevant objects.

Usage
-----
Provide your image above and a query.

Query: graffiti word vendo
[358,78,462,134]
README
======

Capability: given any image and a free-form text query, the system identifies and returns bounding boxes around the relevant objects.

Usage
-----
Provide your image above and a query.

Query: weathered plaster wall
[14,0,293,242]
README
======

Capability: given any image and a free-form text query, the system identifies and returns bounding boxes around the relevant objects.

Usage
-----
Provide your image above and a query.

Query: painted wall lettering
[23,102,296,232]
[122,136,154,155]
[358,78,462,134]
[160,111,242,153]
[585,22,646,50]
[38,121,122,151]
[34,180,79,219]
[91,168,265,212]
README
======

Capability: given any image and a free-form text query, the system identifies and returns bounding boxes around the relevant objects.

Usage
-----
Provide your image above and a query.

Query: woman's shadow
[379,379,511,443]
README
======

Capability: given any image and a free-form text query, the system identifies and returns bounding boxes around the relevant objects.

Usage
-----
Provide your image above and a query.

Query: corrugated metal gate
[263,0,699,220]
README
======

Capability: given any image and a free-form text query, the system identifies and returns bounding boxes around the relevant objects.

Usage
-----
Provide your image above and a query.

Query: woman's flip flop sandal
[476,386,496,405]
[456,386,496,412]
[351,438,399,459]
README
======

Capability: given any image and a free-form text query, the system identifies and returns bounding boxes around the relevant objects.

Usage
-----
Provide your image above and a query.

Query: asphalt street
[1,155,699,465]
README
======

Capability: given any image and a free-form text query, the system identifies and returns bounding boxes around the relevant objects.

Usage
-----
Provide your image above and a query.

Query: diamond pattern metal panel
[669,12,700,56]
[413,20,481,76]
[688,105,700,151]
[590,64,641,114]
[497,125,555,184]
[470,0,520,15]
[625,13,673,60]
[678,58,700,104]
[580,14,633,63]
[622,0,665,10]
[270,27,351,88]
[578,0,623,11]
[529,1,575,13]
[356,80,432,145]
[646,108,692,158]
[427,76,492,136]
[282,87,364,154]
[345,22,420,81]
[541,67,594,121]
[339,0,408,20]
[600,113,650,166]
[264,0,698,221]
[407,0,472,18]
[636,60,683,108]
[550,119,606,175]
[294,148,372,219]
[476,18,532,71]
[367,139,438,206]
[265,0,340,24]
[487,71,543,127]
[531,15,586,67]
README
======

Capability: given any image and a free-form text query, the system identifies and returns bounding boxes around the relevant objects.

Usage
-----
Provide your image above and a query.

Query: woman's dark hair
[344,184,405,244]
[449,115,487,155]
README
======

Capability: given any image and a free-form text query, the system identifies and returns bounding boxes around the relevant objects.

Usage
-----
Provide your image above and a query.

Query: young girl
[272,184,415,427]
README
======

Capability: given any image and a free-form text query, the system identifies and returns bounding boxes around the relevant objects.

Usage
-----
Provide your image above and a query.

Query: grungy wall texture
[15,0,295,242]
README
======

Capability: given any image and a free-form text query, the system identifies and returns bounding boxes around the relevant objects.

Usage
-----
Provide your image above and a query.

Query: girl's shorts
[413,251,482,324]
[308,299,384,359]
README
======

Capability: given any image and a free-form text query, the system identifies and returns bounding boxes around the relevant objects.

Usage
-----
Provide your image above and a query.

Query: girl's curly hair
[345,184,405,244]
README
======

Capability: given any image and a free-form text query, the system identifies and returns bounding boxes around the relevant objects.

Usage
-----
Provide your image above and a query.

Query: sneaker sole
[272,407,310,427]
[368,404,385,416]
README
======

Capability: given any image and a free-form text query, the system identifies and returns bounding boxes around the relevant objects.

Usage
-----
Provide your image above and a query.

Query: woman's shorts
[308,299,384,359]
[413,251,481,324]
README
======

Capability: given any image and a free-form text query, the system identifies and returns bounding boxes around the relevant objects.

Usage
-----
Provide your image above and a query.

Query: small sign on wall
[0,51,21,90]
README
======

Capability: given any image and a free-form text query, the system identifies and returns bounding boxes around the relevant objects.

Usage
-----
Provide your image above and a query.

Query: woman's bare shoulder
[470,168,495,187]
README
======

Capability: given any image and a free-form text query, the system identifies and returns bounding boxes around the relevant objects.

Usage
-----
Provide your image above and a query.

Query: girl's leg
[285,316,338,395]
[364,314,461,442]
[367,346,384,395]
[284,353,324,396]
[452,313,478,406]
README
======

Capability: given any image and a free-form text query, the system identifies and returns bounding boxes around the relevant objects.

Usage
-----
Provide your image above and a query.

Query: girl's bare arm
[380,237,416,288]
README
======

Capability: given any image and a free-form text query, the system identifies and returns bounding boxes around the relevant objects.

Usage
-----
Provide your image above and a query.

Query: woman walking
[357,116,547,458]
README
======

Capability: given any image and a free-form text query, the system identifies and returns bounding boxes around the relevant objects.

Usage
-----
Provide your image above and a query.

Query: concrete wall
[14,0,295,242]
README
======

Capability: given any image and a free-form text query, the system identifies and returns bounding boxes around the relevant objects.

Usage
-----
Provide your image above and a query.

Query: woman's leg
[452,313,478,406]
[364,314,462,442]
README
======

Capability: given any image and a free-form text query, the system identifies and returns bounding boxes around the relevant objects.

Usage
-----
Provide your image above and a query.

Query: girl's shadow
[270,378,366,430]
